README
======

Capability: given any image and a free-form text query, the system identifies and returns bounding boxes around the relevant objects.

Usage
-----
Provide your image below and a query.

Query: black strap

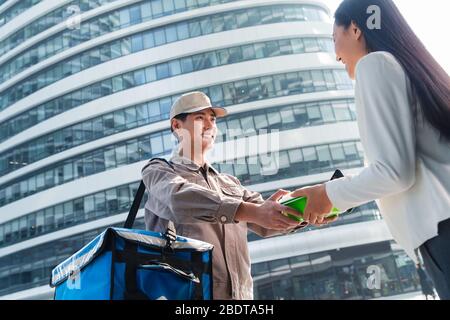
[123,180,146,229]
[123,242,148,300]
[192,252,205,300]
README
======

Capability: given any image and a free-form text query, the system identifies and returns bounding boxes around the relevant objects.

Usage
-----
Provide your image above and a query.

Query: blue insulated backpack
[50,180,214,300]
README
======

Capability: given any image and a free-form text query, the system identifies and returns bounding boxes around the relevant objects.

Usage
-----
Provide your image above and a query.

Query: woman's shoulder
[356,51,406,82]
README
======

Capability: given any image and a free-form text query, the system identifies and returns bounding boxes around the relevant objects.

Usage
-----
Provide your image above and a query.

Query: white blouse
[325,51,450,262]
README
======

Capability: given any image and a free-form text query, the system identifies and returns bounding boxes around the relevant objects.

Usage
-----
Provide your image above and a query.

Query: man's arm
[143,161,301,230]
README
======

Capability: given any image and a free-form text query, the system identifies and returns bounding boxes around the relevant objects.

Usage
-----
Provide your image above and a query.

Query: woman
[290,0,450,299]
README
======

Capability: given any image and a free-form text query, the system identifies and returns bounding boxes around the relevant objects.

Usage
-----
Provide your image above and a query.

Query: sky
[323,0,450,73]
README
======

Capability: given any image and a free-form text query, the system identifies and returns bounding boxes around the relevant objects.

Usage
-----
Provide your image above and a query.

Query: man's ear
[171,119,183,141]
[171,118,179,131]
[350,21,363,40]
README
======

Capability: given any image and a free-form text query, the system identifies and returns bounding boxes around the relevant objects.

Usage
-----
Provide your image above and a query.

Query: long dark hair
[335,0,450,140]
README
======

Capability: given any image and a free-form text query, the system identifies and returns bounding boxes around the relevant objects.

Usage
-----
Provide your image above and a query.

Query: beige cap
[170,91,227,120]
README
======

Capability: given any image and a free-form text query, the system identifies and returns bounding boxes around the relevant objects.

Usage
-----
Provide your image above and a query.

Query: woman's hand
[290,184,335,225]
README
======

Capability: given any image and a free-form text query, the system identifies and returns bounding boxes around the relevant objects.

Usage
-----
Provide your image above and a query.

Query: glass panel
[163,132,174,151]
[242,45,255,60]
[165,25,177,43]
[320,104,335,122]
[115,144,127,165]
[63,162,73,182]
[135,103,149,125]
[143,31,155,48]
[104,147,116,169]
[129,4,142,24]
[44,207,55,232]
[267,111,282,127]
[145,66,157,82]
[156,63,170,79]
[303,147,317,161]
[254,114,268,130]
[150,134,164,155]
[176,22,189,40]
[189,20,201,37]
[106,189,118,214]
[141,2,152,19]
[312,70,326,88]
[84,195,95,220]
[317,145,332,162]
[131,34,143,52]
[119,8,131,26]
[94,192,106,218]
[343,143,358,157]
[64,202,74,226]
[138,137,151,160]
[180,57,193,73]
[278,151,290,169]
[168,60,181,76]
[117,186,130,211]
[200,18,213,34]
[54,204,64,229]
[163,0,175,13]
[133,69,146,86]
[151,0,163,17]
[126,140,139,163]
[307,106,321,122]
[93,151,105,172]
[73,198,84,222]
[330,144,346,161]
[174,0,186,11]
[333,101,352,121]
[154,29,166,46]
[125,107,137,128]
[288,149,303,163]
[280,107,295,124]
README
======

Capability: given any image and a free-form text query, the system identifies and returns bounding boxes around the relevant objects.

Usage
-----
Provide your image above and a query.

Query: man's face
[173,108,218,153]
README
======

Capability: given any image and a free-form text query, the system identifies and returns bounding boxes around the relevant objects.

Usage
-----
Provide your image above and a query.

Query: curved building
[0,0,420,299]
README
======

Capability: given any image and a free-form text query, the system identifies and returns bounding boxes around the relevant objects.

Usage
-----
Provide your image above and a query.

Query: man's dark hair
[170,113,189,133]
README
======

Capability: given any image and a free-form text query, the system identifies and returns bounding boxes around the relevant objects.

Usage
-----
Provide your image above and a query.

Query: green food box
[280,196,340,222]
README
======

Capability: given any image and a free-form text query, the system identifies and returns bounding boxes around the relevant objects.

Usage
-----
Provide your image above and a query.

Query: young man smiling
[142,91,305,300]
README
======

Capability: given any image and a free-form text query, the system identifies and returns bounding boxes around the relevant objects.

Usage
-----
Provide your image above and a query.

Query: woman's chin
[345,64,355,80]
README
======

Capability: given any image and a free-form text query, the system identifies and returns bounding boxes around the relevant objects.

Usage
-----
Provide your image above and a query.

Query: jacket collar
[170,148,219,175]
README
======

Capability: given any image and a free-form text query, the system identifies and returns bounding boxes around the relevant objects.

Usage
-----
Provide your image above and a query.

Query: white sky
[323,0,450,73]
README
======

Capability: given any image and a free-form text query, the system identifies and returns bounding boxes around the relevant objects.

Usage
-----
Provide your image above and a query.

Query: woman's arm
[325,52,416,211]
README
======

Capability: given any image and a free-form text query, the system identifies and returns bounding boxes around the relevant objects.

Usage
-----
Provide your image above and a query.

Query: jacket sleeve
[142,160,242,224]
[325,52,416,211]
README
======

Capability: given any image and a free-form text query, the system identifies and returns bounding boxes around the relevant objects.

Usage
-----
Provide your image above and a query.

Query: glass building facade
[0,0,422,299]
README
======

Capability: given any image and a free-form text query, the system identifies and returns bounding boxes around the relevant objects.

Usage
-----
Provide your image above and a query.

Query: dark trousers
[419,218,450,300]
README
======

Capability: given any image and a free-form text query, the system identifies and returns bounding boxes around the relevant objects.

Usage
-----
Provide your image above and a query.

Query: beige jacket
[141,152,289,300]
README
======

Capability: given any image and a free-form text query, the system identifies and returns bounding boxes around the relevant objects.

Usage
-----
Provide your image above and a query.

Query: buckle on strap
[164,228,177,250]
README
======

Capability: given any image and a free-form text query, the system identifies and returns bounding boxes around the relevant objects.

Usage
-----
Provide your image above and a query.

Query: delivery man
[142,91,306,299]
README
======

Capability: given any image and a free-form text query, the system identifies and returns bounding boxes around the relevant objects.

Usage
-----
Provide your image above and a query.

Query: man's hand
[311,215,339,227]
[290,184,336,226]
[235,189,305,230]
